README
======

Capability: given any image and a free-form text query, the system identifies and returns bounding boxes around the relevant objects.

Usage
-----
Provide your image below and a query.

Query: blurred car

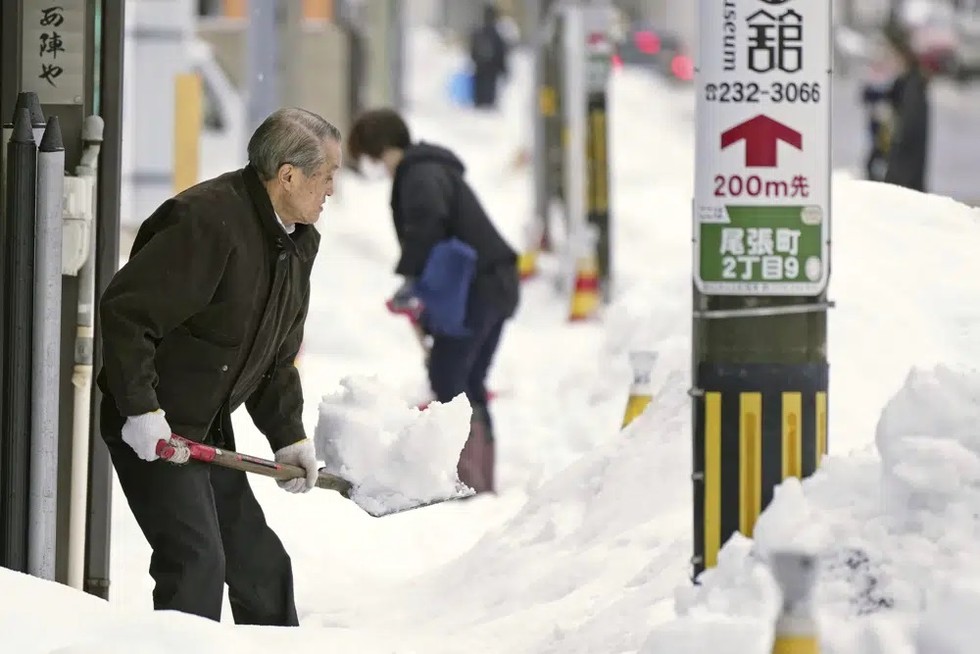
[834,23,874,74]
[901,0,959,76]
[834,1,966,80]
[611,21,693,84]
[949,0,980,80]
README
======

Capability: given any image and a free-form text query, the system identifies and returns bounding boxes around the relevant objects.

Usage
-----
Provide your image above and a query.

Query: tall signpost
[583,3,612,302]
[691,0,832,579]
[560,0,613,316]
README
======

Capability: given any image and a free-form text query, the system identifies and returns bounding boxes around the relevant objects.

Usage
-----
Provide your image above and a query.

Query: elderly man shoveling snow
[97,107,472,628]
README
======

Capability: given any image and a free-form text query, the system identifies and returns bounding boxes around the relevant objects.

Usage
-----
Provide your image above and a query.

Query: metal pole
[1,107,38,573]
[364,0,395,107]
[561,2,587,241]
[530,0,549,247]
[86,0,125,596]
[543,2,564,250]
[389,0,405,110]
[1,92,45,246]
[246,0,280,132]
[582,1,613,301]
[67,116,103,591]
[691,0,832,580]
[15,90,47,148]
[28,115,65,581]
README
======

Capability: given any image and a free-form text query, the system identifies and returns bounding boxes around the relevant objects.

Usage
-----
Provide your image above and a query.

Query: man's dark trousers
[102,398,300,625]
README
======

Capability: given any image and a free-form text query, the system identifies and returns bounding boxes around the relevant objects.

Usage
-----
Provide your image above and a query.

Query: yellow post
[568,224,601,321]
[174,72,202,195]
[517,218,542,281]
[739,392,762,538]
[621,351,657,428]
[222,0,247,19]
[703,392,722,569]
[303,0,332,20]
[770,551,820,654]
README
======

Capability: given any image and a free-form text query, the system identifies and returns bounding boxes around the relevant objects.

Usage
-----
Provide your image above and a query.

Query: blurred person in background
[347,108,520,496]
[96,107,341,624]
[469,3,510,109]
[881,20,931,192]
[860,54,897,182]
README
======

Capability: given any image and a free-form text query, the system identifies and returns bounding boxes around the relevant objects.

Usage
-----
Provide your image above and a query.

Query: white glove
[274,438,319,493]
[121,409,172,462]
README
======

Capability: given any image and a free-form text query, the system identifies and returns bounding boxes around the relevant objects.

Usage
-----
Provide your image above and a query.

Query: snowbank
[0,568,411,654]
[649,365,980,653]
[315,375,474,515]
[300,379,694,654]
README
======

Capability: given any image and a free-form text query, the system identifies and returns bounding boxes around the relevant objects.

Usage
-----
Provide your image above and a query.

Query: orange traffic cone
[622,350,658,428]
[568,226,601,322]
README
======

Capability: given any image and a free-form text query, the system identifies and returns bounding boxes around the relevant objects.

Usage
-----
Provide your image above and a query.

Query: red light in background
[588,32,606,46]
[633,30,661,55]
[611,53,623,69]
[671,54,694,80]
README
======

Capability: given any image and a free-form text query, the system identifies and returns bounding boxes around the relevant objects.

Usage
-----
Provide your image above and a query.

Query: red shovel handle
[155,434,353,496]
[156,435,216,463]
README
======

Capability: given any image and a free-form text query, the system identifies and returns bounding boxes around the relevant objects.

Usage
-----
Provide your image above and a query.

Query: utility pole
[363,0,402,109]
[246,0,280,132]
[530,0,561,256]
[582,1,613,301]
[690,0,832,580]
[560,0,614,307]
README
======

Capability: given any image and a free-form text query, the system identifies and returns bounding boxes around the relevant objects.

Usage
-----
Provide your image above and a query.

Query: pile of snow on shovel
[314,375,472,514]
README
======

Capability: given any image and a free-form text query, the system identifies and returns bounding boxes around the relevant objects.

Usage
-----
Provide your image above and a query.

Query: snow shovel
[155,435,474,517]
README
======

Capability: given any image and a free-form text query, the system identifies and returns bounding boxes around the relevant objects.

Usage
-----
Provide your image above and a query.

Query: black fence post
[1,106,38,572]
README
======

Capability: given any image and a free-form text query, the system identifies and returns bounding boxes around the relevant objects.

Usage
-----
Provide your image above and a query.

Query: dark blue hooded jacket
[390,142,519,322]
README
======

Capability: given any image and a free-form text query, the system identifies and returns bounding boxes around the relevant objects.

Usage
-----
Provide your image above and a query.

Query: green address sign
[698,205,826,296]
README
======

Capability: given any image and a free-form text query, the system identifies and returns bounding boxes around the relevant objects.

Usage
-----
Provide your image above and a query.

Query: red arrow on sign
[720,114,802,168]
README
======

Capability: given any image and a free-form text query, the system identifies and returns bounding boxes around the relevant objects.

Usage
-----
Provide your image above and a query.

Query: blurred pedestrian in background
[469,3,510,109]
[881,20,930,192]
[860,56,896,183]
[347,108,519,495]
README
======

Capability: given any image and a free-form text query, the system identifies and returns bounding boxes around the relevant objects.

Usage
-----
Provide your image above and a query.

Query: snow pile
[644,365,980,653]
[640,613,773,654]
[314,375,474,515]
[298,376,695,654]
[0,567,414,654]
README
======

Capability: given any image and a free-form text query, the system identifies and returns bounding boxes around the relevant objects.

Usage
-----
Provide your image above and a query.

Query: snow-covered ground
[3,27,980,654]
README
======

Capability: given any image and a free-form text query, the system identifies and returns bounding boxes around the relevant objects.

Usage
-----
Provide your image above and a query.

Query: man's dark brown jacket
[97,164,320,451]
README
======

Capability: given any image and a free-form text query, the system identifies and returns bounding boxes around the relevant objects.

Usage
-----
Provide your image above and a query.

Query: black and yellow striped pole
[690,0,833,579]
[769,550,820,653]
[583,22,611,302]
[693,363,827,574]
[529,0,562,257]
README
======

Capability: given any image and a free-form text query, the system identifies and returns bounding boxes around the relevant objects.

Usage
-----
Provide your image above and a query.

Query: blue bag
[414,238,478,337]
[447,68,474,107]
